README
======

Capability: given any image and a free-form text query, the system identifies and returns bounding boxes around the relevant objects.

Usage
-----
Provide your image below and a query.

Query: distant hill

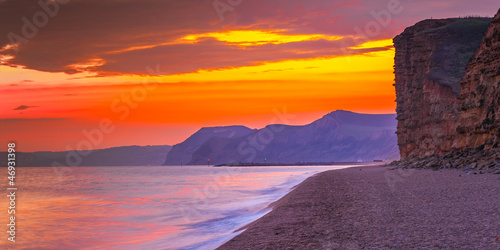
[166,110,399,165]
[0,145,172,167]
[163,126,255,165]
[4,111,399,167]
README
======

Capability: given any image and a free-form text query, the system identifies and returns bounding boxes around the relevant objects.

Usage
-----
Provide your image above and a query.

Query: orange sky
[1,37,396,151]
[0,0,496,151]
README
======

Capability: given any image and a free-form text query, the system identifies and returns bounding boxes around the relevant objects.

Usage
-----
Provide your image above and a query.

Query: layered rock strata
[394,17,491,158]
[393,9,500,172]
[455,10,500,150]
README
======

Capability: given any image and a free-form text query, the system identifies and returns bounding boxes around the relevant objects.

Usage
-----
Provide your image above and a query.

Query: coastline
[214,162,384,167]
[218,165,500,249]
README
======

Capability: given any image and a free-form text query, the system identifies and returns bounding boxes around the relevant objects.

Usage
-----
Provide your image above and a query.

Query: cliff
[394,17,491,158]
[393,9,500,171]
[455,10,500,150]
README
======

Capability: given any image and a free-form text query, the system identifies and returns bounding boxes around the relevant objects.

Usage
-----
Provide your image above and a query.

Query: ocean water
[0,165,353,249]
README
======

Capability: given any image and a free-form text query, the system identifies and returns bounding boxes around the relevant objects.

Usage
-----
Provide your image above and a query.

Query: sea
[0,165,353,249]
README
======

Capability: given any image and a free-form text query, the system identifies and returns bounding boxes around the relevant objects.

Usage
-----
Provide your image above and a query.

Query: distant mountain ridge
[163,126,255,165]
[0,145,172,167]
[164,110,399,165]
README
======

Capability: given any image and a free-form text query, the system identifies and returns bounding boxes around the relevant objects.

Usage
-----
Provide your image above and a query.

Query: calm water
[0,165,353,249]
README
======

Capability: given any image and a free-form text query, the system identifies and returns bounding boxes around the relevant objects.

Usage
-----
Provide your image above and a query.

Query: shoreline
[218,165,500,249]
[214,162,386,167]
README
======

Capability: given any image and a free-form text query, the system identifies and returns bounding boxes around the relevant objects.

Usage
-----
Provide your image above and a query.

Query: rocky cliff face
[394,17,492,158]
[393,9,500,172]
[455,10,500,151]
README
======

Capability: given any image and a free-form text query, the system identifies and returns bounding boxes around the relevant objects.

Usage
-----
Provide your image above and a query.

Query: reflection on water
[0,165,351,249]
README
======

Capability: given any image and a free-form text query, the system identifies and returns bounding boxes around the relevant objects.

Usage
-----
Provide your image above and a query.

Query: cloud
[0,0,497,76]
[96,37,375,75]
[0,118,67,123]
[13,105,38,110]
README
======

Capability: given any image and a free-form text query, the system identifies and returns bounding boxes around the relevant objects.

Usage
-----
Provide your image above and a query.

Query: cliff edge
[455,9,500,150]
[394,17,491,158]
[393,9,500,171]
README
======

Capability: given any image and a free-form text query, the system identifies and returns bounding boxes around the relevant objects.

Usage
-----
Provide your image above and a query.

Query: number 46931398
[8,143,15,162]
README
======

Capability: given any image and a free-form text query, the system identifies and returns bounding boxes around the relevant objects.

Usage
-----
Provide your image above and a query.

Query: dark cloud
[0,118,67,123]
[0,0,497,76]
[97,37,380,75]
[13,105,38,110]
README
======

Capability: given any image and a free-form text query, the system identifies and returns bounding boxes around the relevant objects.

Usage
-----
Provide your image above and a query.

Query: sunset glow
[0,0,495,151]
[182,30,343,46]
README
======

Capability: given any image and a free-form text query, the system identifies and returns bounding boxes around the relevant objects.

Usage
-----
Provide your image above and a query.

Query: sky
[0,0,498,152]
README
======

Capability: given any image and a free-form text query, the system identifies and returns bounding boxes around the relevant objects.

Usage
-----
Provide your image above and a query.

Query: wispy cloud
[13,105,38,110]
